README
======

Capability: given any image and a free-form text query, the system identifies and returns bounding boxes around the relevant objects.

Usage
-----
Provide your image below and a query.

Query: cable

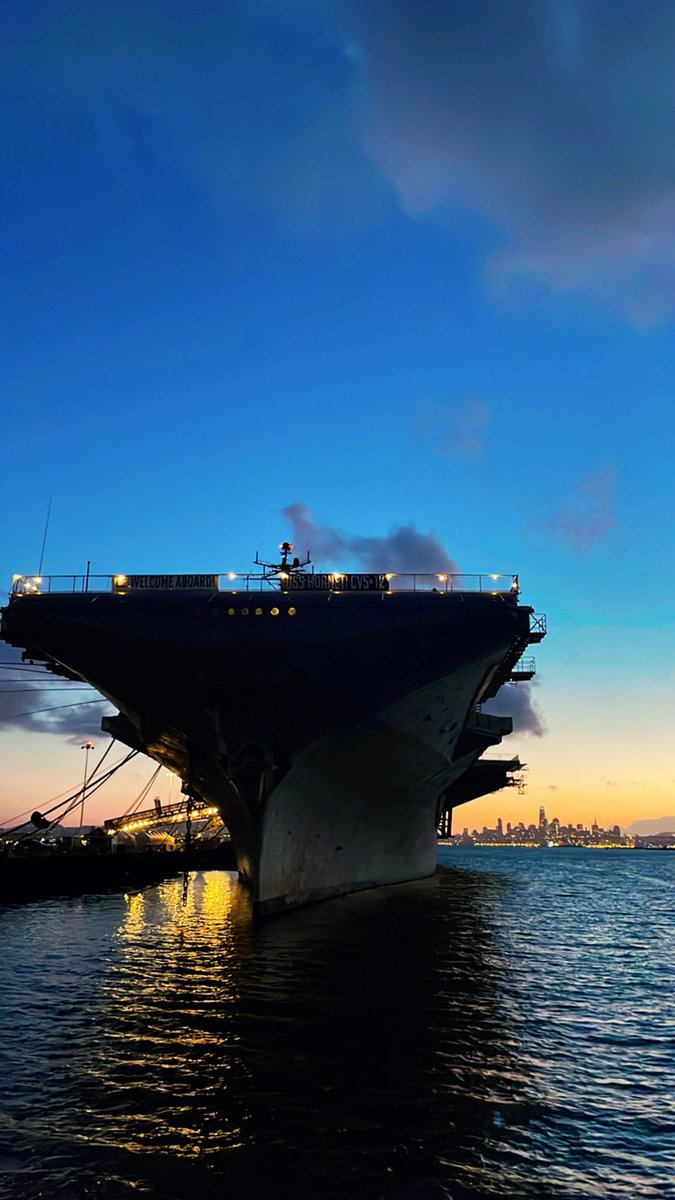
[1,745,136,838]
[0,687,95,694]
[0,699,108,721]
[10,749,138,841]
[117,765,163,819]
[2,781,93,828]
[0,664,62,672]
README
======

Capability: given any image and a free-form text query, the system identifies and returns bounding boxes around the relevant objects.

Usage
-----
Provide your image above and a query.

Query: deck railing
[10,570,520,597]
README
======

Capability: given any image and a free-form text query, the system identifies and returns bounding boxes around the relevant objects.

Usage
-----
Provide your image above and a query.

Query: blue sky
[2,0,674,829]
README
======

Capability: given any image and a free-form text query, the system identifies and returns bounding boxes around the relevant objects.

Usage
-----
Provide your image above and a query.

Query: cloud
[547,784,559,791]
[0,646,112,740]
[417,399,491,458]
[530,465,616,555]
[626,815,675,836]
[10,3,675,319]
[282,503,459,572]
[342,0,675,321]
[9,2,672,321]
[483,682,545,737]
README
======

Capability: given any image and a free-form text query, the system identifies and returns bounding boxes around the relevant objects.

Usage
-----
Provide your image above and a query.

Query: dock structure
[104,796,219,834]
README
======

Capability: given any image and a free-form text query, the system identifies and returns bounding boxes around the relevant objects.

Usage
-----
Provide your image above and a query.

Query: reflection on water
[0,851,673,1199]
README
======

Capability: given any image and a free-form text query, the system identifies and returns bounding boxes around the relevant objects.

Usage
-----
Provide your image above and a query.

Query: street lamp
[79,741,94,830]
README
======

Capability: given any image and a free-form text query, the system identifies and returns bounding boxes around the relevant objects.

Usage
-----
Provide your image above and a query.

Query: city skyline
[446,801,675,840]
[447,802,675,848]
[2,3,675,831]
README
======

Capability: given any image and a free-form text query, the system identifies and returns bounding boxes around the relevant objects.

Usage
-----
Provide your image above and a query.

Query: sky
[2,0,675,833]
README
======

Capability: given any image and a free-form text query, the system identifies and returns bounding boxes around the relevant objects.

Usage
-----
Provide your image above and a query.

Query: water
[0,848,673,1199]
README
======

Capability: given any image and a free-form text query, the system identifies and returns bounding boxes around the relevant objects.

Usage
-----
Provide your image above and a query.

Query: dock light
[332,572,343,580]
[228,572,237,580]
[114,574,127,587]
[490,574,500,581]
[437,574,447,582]
[279,571,289,580]
[385,573,395,581]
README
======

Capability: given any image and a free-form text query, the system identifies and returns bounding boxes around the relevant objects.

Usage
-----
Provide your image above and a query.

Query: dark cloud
[530,465,616,555]
[282,503,459,572]
[483,682,545,737]
[341,0,675,321]
[0,645,112,740]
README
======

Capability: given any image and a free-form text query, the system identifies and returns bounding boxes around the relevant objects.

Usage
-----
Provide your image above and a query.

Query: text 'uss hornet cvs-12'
[1,541,546,913]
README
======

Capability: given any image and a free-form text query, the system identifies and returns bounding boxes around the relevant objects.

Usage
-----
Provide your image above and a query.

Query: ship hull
[1,587,531,912]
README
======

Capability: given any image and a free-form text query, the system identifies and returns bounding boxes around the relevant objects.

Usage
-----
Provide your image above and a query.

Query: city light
[443,805,636,849]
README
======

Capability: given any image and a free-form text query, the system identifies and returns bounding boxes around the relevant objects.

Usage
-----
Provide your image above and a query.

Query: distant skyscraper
[496,817,504,839]
[538,805,547,830]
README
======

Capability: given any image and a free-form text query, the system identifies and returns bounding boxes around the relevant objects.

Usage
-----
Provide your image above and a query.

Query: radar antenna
[254,541,311,585]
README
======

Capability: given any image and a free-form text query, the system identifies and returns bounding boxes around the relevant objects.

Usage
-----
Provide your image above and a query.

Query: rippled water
[1,848,673,1199]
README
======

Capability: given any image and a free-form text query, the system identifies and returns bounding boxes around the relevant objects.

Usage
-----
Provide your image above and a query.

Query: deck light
[228,572,237,580]
[437,574,447,582]
[114,574,128,587]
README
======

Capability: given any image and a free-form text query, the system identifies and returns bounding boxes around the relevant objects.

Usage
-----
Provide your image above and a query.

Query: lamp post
[79,741,94,831]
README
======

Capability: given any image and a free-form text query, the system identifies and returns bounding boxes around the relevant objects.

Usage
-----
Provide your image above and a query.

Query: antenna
[254,542,312,581]
[37,497,52,576]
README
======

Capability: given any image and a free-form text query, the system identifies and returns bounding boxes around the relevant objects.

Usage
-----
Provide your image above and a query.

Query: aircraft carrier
[1,544,546,913]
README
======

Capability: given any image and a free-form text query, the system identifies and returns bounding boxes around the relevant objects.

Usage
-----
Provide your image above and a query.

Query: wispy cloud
[0,646,112,741]
[8,3,675,319]
[342,1,675,322]
[417,399,491,458]
[530,466,616,555]
[282,503,459,572]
